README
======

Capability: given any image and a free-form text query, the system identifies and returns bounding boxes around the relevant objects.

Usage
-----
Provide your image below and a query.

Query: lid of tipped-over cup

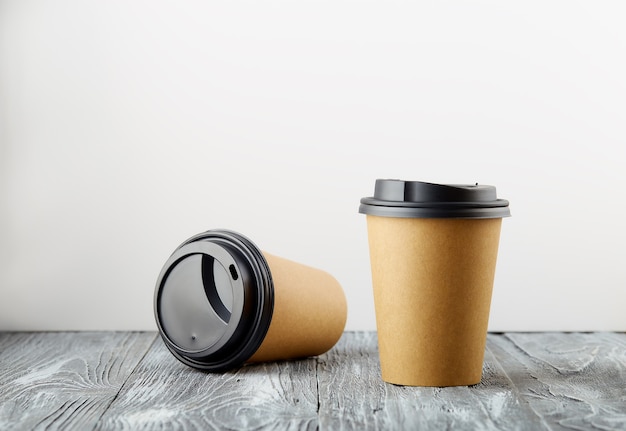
[359,179,511,218]
[154,229,274,371]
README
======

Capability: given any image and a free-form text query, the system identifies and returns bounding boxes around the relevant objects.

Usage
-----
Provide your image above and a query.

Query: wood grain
[0,332,156,430]
[95,336,319,430]
[317,332,546,430]
[489,332,626,431]
[1,331,624,430]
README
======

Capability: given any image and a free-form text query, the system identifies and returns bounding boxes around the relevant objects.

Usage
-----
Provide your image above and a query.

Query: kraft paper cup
[359,180,510,386]
[154,229,347,371]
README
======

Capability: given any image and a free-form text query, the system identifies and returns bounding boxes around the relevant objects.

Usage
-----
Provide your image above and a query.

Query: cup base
[247,252,347,363]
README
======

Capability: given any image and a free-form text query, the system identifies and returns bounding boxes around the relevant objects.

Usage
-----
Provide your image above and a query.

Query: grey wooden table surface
[0,331,624,430]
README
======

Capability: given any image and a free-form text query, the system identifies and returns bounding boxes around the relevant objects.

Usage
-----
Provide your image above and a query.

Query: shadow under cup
[359,180,510,387]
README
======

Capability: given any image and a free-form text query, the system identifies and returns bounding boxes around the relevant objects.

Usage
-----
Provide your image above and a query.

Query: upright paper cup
[359,180,510,386]
[154,229,347,371]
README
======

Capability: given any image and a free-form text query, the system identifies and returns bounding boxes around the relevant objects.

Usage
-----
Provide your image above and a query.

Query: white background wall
[1,0,625,332]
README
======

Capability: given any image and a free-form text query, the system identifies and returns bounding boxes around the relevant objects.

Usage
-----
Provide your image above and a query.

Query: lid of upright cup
[154,229,274,371]
[359,179,511,218]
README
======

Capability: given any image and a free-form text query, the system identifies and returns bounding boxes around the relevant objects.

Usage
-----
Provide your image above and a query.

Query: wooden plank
[0,331,156,430]
[317,332,545,430]
[95,336,319,430]
[1,331,624,430]
[489,332,626,431]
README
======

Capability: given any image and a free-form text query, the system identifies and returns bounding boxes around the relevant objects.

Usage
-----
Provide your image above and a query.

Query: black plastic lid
[359,179,511,219]
[154,229,274,372]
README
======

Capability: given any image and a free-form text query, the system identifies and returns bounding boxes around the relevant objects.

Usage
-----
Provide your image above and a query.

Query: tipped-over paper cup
[154,229,347,371]
[359,180,510,386]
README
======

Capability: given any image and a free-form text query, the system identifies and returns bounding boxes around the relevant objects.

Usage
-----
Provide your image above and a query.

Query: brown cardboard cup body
[366,215,502,386]
[248,253,347,363]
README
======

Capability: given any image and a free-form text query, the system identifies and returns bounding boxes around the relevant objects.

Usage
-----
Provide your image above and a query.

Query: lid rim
[360,197,510,209]
[359,203,511,219]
